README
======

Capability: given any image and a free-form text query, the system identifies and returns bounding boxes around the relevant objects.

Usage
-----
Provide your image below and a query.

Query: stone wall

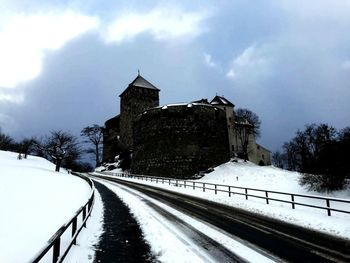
[120,86,159,149]
[249,143,272,166]
[132,104,230,178]
[102,115,121,162]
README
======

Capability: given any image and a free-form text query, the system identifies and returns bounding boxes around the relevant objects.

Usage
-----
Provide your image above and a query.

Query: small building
[210,96,271,165]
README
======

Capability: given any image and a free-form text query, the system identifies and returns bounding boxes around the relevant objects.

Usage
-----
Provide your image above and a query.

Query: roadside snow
[93,160,350,240]
[97,178,275,263]
[65,189,104,263]
[0,150,91,263]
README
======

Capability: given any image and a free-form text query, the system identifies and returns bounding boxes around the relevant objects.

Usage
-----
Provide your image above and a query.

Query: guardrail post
[72,217,77,245]
[215,185,217,194]
[162,178,164,184]
[156,178,158,183]
[82,207,87,227]
[52,237,61,263]
[326,199,331,216]
[184,181,186,188]
[291,194,295,209]
[265,191,269,204]
[169,179,171,185]
[193,182,195,190]
[228,186,231,197]
[203,183,205,192]
[245,189,248,200]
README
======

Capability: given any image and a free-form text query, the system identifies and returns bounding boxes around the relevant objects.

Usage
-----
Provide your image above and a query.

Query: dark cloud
[3,32,225,138]
[1,0,350,154]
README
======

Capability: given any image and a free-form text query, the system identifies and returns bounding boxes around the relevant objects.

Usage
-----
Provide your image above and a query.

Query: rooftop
[210,96,235,107]
[119,74,160,97]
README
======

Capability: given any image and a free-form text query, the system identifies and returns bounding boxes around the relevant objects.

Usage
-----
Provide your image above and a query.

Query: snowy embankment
[96,160,350,240]
[0,150,92,263]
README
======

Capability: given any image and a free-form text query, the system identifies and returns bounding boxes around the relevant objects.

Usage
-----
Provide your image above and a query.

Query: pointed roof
[119,75,160,97]
[210,96,235,107]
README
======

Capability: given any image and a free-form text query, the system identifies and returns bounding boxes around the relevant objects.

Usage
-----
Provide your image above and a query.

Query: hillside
[0,150,91,263]
[200,160,350,199]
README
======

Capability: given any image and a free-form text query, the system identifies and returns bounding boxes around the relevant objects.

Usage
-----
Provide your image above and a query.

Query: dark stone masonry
[132,104,230,178]
[119,76,159,150]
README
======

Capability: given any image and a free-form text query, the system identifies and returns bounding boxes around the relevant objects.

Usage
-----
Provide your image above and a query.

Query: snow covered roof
[119,75,160,97]
[130,75,159,90]
[155,102,218,109]
[210,96,235,107]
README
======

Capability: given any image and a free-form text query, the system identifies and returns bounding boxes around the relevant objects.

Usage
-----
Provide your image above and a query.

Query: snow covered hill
[200,160,350,199]
[0,150,91,263]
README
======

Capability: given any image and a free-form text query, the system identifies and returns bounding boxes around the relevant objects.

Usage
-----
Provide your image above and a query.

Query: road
[91,174,350,262]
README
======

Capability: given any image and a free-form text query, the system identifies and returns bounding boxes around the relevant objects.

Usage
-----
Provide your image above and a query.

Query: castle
[103,74,271,178]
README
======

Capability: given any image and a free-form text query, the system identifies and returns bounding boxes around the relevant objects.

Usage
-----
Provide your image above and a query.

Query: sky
[0,0,350,153]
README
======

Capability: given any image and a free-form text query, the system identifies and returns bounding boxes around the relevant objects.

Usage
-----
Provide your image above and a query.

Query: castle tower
[210,96,236,156]
[119,74,160,149]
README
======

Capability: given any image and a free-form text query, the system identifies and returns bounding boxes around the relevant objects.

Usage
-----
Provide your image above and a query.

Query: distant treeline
[273,124,350,191]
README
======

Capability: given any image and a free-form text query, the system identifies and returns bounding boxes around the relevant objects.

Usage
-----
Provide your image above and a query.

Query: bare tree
[0,128,15,151]
[283,141,298,171]
[81,124,103,167]
[45,131,80,172]
[19,137,37,159]
[272,151,284,168]
[234,108,261,161]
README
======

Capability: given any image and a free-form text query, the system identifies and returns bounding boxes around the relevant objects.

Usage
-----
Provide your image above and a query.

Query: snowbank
[200,160,350,199]
[0,150,91,263]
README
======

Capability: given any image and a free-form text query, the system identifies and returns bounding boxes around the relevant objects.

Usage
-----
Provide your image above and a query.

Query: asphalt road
[92,180,155,263]
[92,174,350,263]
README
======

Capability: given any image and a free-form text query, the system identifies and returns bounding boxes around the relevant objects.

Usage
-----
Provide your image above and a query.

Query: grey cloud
[1,0,350,154]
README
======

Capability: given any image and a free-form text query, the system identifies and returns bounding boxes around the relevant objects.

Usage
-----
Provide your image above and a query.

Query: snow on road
[0,150,92,263]
[95,160,350,240]
[96,177,275,263]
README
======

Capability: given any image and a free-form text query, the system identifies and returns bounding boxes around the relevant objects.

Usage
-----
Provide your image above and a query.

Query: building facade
[103,74,271,177]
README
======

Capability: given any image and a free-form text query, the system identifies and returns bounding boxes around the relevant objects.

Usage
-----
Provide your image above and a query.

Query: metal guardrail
[30,172,95,263]
[97,171,350,217]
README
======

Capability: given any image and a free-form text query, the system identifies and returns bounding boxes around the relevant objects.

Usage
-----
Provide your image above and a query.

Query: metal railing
[97,171,350,217]
[30,173,95,263]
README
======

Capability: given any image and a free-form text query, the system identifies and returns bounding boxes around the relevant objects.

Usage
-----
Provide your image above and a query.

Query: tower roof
[210,96,235,107]
[119,75,160,97]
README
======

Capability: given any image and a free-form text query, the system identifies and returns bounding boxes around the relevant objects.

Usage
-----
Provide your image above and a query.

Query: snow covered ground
[0,150,93,263]
[94,160,350,240]
[65,189,104,263]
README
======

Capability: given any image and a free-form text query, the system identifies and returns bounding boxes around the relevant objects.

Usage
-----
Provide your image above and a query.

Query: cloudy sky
[0,0,350,152]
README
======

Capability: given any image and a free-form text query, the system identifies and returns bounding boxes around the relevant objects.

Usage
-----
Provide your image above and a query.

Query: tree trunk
[55,159,62,172]
[95,144,99,167]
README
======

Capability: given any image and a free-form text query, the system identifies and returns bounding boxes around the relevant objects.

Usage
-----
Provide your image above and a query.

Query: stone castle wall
[132,104,230,178]
[119,86,159,149]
